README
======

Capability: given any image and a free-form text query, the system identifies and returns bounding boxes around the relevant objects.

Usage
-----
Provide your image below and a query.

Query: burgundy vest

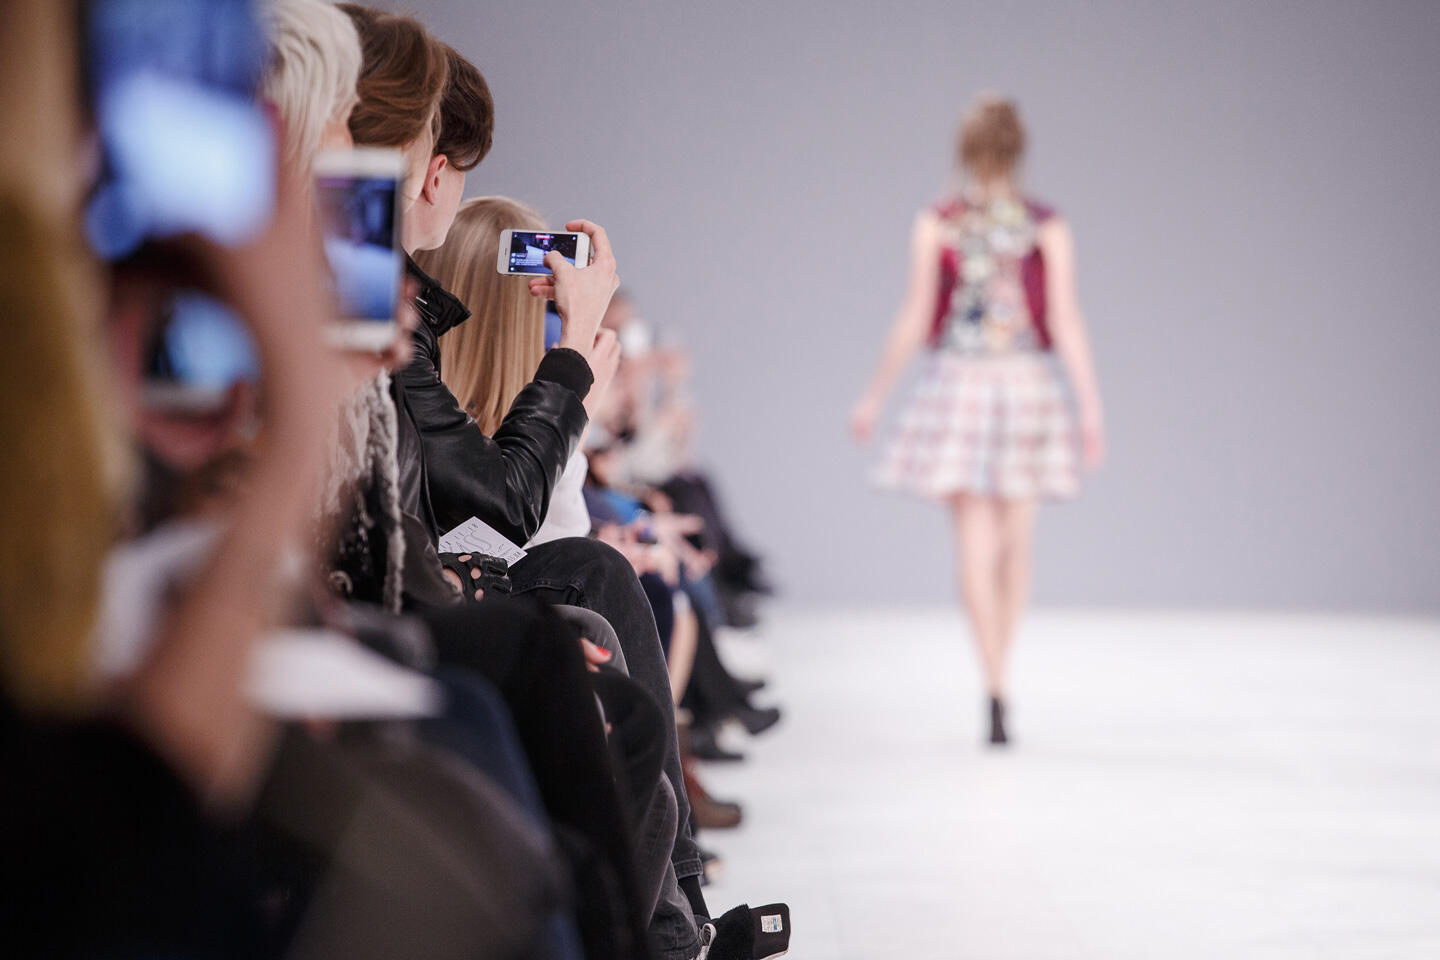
[928,197,1056,349]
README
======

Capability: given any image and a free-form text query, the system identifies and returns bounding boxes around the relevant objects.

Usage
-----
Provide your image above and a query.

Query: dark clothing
[680,591,752,727]
[392,263,699,956]
[400,256,592,544]
[421,669,586,960]
[1,699,265,959]
[255,729,566,960]
[330,258,592,610]
[640,572,676,655]
[418,597,654,960]
[507,538,703,884]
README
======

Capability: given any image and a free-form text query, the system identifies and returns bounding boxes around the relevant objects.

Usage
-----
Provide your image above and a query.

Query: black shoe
[735,677,767,697]
[698,903,791,960]
[690,723,746,762]
[988,696,1009,746]
[732,705,782,737]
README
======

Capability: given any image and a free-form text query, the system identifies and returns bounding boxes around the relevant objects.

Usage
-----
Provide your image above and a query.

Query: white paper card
[437,516,528,565]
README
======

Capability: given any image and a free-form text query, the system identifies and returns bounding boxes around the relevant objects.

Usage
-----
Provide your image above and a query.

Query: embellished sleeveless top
[928,195,1057,354]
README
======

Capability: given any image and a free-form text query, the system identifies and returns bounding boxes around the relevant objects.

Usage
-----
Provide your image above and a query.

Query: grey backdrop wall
[403,0,1440,612]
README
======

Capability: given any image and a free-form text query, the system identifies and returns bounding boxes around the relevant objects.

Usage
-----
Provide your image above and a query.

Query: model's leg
[951,493,1006,696]
[995,497,1038,678]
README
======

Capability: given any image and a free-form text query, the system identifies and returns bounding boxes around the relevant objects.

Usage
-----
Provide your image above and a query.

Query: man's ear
[420,153,449,205]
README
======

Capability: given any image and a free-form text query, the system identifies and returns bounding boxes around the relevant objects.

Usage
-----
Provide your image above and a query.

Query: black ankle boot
[988,696,1008,746]
[690,723,746,762]
[732,704,782,737]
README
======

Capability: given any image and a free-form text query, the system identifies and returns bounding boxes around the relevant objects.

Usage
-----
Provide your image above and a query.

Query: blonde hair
[0,199,117,712]
[415,197,547,435]
[957,93,1026,182]
[261,0,363,175]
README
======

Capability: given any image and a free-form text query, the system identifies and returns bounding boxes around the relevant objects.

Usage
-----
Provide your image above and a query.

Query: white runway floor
[700,608,1440,960]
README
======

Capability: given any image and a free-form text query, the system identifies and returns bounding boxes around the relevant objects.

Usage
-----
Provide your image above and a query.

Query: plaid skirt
[872,351,1079,501]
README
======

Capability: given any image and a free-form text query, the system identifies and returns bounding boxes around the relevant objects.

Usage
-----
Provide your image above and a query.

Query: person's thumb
[544,251,574,280]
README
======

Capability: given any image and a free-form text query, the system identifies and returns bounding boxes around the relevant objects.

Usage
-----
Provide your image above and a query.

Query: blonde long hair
[0,198,116,711]
[416,196,548,435]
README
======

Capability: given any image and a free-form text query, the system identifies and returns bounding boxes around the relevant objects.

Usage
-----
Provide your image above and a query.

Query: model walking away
[850,94,1105,746]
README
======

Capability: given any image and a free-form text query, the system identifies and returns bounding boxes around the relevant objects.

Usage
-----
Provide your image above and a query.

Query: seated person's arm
[398,333,592,544]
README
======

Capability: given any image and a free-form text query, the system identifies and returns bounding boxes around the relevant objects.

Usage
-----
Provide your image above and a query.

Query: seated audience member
[415,195,620,549]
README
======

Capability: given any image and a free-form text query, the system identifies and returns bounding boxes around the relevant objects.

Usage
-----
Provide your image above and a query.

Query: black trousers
[507,538,704,960]
[507,538,701,881]
[419,597,655,960]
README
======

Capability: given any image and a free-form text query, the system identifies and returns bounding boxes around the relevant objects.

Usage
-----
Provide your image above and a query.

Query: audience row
[0,1,785,958]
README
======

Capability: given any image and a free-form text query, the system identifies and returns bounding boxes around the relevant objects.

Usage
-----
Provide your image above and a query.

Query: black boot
[731,705,782,737]
[689,723,745,762]
[988,696,1009,746]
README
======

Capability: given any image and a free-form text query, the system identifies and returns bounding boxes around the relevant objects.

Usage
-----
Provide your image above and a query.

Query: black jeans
[419,597,653,960]
[508,538,703,960]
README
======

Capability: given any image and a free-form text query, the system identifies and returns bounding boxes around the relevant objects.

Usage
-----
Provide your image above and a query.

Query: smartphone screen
[144,291,259,412]
[508,231,580,275]
[316,172,401,324]
[83,0,274,259]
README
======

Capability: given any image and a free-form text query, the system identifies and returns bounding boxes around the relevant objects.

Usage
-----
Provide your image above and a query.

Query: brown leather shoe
[684,754,744,830]
[693,791,743,830]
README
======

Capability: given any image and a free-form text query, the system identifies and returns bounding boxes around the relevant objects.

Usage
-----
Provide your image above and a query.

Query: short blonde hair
[415,197,548,436]
[261,0,362,174]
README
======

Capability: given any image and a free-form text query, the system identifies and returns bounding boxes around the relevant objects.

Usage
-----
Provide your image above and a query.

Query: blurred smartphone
[144,291,260,414]
[315,148,405,351]
[498,229,591,276]
[82,0,274,259]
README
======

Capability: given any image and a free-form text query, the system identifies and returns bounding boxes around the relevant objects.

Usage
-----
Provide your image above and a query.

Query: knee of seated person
[427,592,544,636]
[548,535,640,590]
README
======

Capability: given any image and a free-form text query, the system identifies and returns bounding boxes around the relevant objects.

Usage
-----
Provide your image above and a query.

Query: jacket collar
[405,254,471,337]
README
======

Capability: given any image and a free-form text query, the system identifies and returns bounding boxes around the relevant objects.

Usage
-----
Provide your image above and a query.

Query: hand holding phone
[525,220,620,362]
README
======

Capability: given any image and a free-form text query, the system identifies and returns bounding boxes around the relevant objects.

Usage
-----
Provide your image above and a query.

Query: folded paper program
[437,516,528,565]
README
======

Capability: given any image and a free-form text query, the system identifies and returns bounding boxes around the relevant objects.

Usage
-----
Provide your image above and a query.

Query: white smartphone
[496,228,591,276]
[314,147,405,351]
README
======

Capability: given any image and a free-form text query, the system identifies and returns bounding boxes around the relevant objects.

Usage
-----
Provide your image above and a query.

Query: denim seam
[672,857,704,880]
[656,933,703,960]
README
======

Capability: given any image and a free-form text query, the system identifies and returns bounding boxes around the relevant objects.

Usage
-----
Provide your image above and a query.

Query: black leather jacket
[398,256,593,547]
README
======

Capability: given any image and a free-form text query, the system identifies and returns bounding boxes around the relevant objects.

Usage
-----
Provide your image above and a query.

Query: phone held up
[143,292,260,415]
[314,147,406,351]
[497,229,591,276]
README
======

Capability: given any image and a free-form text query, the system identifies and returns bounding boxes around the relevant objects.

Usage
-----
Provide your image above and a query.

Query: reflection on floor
[700,608,1440,960]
